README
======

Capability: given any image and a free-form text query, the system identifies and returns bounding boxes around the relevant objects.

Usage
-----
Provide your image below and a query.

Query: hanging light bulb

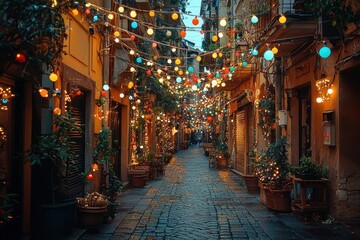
[176,77,182,83]
[167,59,172,64]
[129,50,135,55]
[171,47,176,52]
[212,35,218,42]
[103,84,110,91]
[49,72,58,82]
[113,31,120,37]
[130,10,137,18]
[271,46,279,54]
[279,14,287,24]
[319,44,331,58]
[131,21,138,28]
[192,17,199,26]
[16,53,26,63]
[180,29,186,38]
[147,28,154,35]
[149,10,155,17]
[196,56,201,62]
[251,15,258,24]
[218,32,224,38]
[39,88,48,98]
[316,97,323,103]
[118,6,125,13]
[166,30,172,37]
[219,18,227,27]
[136,57,142,63]
[152,42,157,48]
[264,49,274,61]
[71,9,79,16]
[175,58,181,65]
[107,13,114,20]
[174,66,179,71]
[130,67,136,72]
[212,52,218,59]
[172,12,179,20]
[53,107,61,115]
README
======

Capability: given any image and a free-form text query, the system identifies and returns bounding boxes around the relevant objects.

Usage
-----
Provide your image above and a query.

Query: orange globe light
[212,35,218,42]
[16,53,26,63]
[130,35,136,41]
[206,116,213,122]
[53,107,61,115]
[200,30,204,34]
[180,29,186,38]
[192,17,199,26]
[172,12,179,20]
[149,10,155,17]
[146,70,151,75]
[113,31,120,37]
[39,89,48,98]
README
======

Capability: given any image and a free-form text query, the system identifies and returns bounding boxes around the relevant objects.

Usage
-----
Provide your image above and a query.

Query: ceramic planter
[243,174,259,194]
[77,205,108,229]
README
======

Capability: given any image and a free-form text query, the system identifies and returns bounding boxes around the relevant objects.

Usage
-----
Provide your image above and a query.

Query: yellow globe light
[196,56,201,62]
[113,31,120,37]
[53,107,61,115]
[221,82,226,87]
[175,58,181,65]
[174,66,179,71]
[219,18,227,27]
[128,81,134,89]
[172,12,179,20]
[178,70,183,75]
[327,88,333,94]
[149,10,155,17]
[130,10,137,18]
[71,9,79,16]
[218,52,223,58]
[212,35,218,42]
[218,32,224,38]
[147,28,154,35]
[107,13,114,20]
[271,46,278,54]
[129,50,135,55]
[49,73,58,82]
[279,15,287,24]
[212,52,218,58]
[118,6,125,13]
[316,97,323,103]
[130,67,136,72]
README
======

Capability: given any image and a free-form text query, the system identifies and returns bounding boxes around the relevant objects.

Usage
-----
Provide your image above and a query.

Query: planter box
[77,206,108,229]
[258,181,268,205]
[269,188,291,212]
[243,174,259,194]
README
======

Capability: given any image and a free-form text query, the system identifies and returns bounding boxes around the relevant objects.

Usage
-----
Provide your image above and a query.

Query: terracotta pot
[216,155,228,169]
[269,188,291,212]
[264,188,274,210]
[77,206,107,229]
[243,174,259,194]
[131,174,147,188]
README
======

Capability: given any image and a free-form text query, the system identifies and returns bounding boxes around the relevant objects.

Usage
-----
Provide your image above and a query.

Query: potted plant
[93,126,122,219]
[290,156,328,180]
[256,138,291,211]
[76,192,108,228]
[28,112,82,238]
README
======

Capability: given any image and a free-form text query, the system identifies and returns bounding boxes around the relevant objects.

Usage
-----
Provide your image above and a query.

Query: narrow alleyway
[77,146,360,240]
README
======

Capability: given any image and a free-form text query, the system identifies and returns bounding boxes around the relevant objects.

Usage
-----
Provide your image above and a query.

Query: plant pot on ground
[76,192,108,229]
[243,174,259,194]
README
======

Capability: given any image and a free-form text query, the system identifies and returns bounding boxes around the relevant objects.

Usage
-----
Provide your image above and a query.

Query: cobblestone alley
[77,146,360,240]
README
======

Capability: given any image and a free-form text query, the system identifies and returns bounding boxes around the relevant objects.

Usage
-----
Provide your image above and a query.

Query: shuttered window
[67,94,85,198]
[235,110,245,173]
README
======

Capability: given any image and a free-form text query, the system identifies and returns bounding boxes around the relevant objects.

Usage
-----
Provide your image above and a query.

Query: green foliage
[256,138,289,188]
[0,0,84,68]
[93,127,122,219]
[306,0,360,32]
[0,180,18,223]
[28,112,82,203]
[290,156,329,179]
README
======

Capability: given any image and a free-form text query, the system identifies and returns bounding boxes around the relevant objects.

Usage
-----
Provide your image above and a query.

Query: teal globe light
[131,21,138,29]
[251,15,258,24]
[230,66,235,72]
[264,50,274,61]
[176,77,182,83]
[319,45,331,59]
[215,72,220,78]
[136,57,142,63]
[242,61,248,67]
[188,66,194,73]
[251,48,258,56]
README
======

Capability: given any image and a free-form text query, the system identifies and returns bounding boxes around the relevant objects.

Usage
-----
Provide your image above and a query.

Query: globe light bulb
[219,18,227,27]
[130,10,137,18]
[118,6,125,13]
[251,15,258,24]
[279,15,287,24]
[319,45,331,58]
[316,97,323,103]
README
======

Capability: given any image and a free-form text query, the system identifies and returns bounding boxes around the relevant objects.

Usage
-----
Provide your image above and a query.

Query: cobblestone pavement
[78,146,360,240]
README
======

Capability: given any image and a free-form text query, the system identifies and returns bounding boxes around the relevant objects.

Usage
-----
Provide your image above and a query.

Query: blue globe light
[129,95,134,101]
[131,21,138,29]
[136,57,142,63]
[93,15,99,21]
[252,48,258,56]
[319,45,331,59]
[264,50,274,61]
[188,66,194,73]
[251,15,258,24]
[228,73,232,78]
[103,84,110,91]
[176,77,182,83]
[242,61,248,67]
[197,83,201,87]
[215,73,220,78]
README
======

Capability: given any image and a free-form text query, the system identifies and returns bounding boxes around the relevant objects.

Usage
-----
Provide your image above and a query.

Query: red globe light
[101,91,107,97]
[130,35,136,41]
[16,53,26,63]
[192,17,199,26]
[87,173,93,181]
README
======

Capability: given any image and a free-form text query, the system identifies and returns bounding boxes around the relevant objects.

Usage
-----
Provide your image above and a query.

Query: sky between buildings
[183,0,204,50]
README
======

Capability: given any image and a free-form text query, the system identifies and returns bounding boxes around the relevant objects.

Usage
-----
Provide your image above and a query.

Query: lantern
[180,29,186,38]
[192,17,199,26]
